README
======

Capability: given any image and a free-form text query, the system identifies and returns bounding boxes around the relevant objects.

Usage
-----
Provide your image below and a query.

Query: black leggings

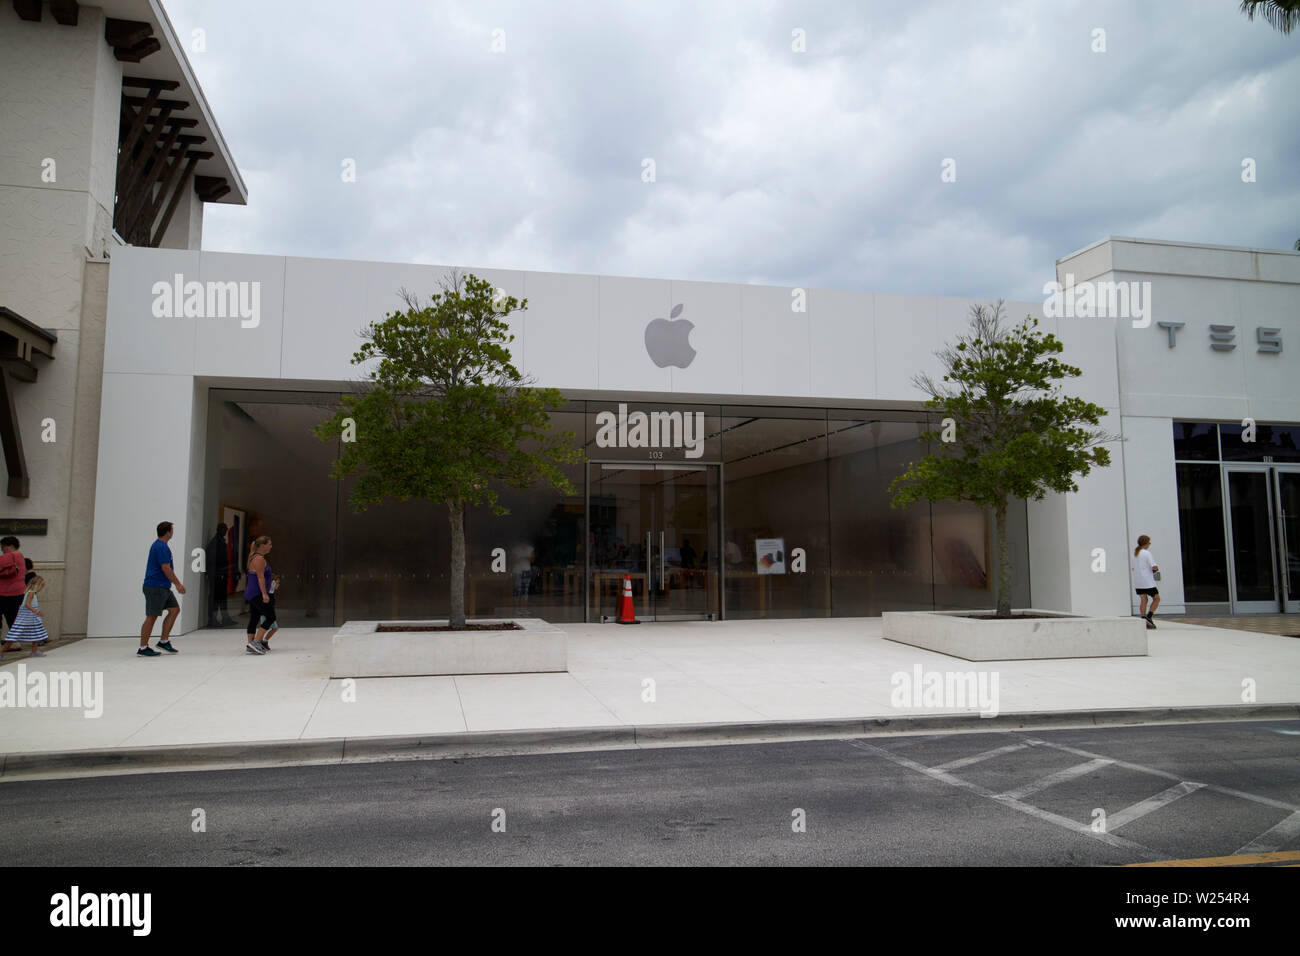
[246,597,277,635]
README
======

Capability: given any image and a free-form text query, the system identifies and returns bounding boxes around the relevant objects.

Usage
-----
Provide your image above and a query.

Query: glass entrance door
[588,463,719,621]
[1276,468,1300,613]
[1224,466,1282,613]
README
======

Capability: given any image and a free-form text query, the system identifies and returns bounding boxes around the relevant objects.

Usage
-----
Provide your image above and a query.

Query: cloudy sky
[165,0,1299,300]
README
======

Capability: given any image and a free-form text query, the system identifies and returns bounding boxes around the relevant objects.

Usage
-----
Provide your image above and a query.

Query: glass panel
[1278,471,1300,605]
[826,417,934,613]
[1221,423,1300,463]
[1172,422,1219,461]
[1174,463,1229,602]
[204,395,339,627]
[588,464,653,619]
[335,492,449,621]
[721,411,829,619]
[465,409,586,622]
[1227,471,1276,602]
[657,465,718,618]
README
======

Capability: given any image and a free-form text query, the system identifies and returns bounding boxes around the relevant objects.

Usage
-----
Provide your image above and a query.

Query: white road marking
[1018,736,1300,814]
[1105,781,1206,831]
[1236,811,1300,855]
[847,739,1159,859]
[931,742,1032,773]
[999,758,1114,801]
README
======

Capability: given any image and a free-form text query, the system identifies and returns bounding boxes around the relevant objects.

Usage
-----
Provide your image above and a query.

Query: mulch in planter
[376,622,524,632]
[954,612,1076,620]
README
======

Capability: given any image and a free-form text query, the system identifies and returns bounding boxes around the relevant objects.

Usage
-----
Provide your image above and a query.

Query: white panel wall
[809,287,874,400]
[103,243,1259,633]
[1120,416,1184,614]
[522,271,599,390]
[666,279,742,395]
[88,372,197,637]
[596,275,672,391]
[741,283,810,397]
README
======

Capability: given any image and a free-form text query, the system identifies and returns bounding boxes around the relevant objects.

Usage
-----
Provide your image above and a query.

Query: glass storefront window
[1172,422,1219,461]
[1175,463,1229,602]
[205,393,1033,624]
[721,408,829,619]
[1221,423,1300,463]
[827,416,934,614]
[203,394,341,627]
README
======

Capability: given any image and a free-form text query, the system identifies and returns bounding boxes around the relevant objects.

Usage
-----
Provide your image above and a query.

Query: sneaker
[137,646,161,657]
[245,641,265,655]
[1145,619,1156,630]
[156,640,178,653]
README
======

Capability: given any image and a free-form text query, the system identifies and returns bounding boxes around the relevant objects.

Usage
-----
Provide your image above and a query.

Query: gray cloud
[168,0,1300,299]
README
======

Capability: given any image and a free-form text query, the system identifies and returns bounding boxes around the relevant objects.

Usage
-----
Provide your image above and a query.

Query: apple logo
[644,303,697,369]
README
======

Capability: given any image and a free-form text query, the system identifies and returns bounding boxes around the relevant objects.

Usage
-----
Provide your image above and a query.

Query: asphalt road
[2,720,1298,866]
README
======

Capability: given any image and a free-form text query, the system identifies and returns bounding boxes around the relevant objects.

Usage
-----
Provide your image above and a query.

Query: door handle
[660,531,665,588]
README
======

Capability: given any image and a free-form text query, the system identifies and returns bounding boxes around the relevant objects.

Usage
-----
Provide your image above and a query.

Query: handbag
[1153,569,1162,582]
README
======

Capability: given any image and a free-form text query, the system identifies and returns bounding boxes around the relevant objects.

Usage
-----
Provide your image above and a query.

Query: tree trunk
[448,500,466,628]
[995,497,1012,618]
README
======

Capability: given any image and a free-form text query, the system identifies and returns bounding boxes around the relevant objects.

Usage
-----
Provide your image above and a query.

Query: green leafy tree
[889,301,1117,618]
[315,272,581,628]
[1239,0,1299,34]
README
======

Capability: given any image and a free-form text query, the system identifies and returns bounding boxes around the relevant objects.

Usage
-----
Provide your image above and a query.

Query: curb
[3,703,1298,783]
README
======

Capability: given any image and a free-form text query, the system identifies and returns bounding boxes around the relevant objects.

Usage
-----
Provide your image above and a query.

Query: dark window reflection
[1172,422,1219,461]
[721,409,829,619]
[1175,463,1229,602]
[1221,423,1300,463]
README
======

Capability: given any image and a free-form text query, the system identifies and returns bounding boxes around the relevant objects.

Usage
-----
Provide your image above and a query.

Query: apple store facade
[85,239,1300,637]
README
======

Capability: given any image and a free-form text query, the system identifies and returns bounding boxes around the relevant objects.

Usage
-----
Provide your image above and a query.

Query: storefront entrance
[587,463,720,621]
[1225,465,1300,614]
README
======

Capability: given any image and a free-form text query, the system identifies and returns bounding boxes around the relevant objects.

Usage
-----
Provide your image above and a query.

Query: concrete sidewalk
[2,617,1298,779]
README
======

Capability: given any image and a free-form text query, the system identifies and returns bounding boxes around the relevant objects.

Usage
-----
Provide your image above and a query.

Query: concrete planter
[330,618,567,678]
[882,608,1147,661]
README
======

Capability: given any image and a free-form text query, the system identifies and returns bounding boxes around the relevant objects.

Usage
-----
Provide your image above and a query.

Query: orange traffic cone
[616,573,640,624]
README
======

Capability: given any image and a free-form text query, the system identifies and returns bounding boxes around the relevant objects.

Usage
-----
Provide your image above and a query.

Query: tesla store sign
[594,403,707,459]
[1155,323,1283,353]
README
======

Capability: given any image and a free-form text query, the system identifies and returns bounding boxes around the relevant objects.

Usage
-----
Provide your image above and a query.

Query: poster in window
[756,537,785,575]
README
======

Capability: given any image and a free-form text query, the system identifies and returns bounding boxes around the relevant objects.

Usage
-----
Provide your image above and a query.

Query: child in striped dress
[5,575,49,657]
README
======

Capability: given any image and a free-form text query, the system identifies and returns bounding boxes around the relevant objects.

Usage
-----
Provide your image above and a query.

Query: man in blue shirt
[140,521,186,657]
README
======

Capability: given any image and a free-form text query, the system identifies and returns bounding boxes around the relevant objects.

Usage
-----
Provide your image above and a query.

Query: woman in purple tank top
[243,536,278,654]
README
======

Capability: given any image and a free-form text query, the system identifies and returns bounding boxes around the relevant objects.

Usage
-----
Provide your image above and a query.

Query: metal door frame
[1222,464,1281,614]
[1273,465,1300,613]
[585,461,721,622]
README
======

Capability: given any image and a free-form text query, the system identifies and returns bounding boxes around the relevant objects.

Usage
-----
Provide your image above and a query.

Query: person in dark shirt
[206,523,235,627]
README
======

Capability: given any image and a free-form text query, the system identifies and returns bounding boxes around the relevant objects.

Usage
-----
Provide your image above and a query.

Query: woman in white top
[1132,535,1160,629]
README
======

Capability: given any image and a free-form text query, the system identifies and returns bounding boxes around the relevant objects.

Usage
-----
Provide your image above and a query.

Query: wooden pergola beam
[0,368,30,498]
[115,38,162,63]
[50,0,78,26]
[122,77,179,91]
[151,154,201,247]
[116,88,164,179]
[121,121,186,236]
[124,96,191,112]
[105,18,151,49]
